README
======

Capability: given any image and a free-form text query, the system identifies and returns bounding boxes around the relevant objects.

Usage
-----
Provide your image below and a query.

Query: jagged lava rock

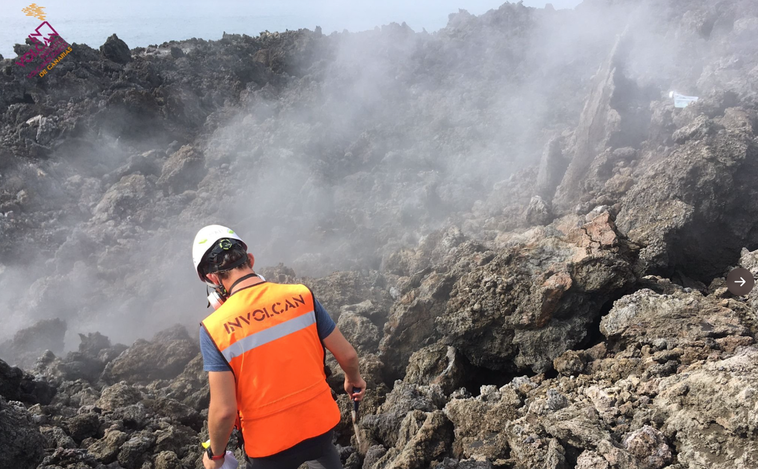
[0,397,46,469]
[101,324,198,384]
[157,145,205,194]
[0,357,56,404]
[0,318,66,369]
[616,102,758,280]
[600,285,752,349]
[437,211,637,373]
[100,33,132,64]
[653,347,758,468]
[404,344,470,396]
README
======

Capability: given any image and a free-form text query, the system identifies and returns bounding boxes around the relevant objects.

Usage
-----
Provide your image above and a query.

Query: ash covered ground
[1,0,758,468]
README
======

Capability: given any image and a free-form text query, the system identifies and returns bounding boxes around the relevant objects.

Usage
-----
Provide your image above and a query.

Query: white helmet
[192,224,247,281]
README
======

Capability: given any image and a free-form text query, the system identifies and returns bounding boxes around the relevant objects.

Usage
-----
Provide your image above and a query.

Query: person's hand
[344,375,367,401]
[203,450,226,469]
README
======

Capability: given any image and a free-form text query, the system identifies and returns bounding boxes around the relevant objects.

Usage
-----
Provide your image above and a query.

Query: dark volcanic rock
[96,381,142,410]
[0,397,46,469]
[101,324,198,384]
[362,381,446,449]
[155,450,183,469]
[66,411,102,443]
[404,344,470,396]
[372,410,454,469]
[78,331,112,356]
[0,318,66,369]
[379,237,490,379]
[616,103,758,281]
[438,212,637,373]
[157,145,205,194]
[40,425,76,449]
[147,397,202,429]
[38,447,103,469]
[34,332,127,387]
[86,429,128,464]
[307,270,395,323]
[100,33,132,64]
[159,353,209,411]
[0,357,56,404]
[336,309,381,354]
[600,283,752,349]
[118,431,156,468]
[93,173,154,223]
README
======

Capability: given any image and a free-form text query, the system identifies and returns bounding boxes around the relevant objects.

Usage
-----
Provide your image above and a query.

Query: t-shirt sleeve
[314,297,336,340]
[199,325,232,372]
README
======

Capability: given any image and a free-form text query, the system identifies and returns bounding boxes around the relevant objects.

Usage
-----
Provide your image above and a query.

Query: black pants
[245,429,343,469]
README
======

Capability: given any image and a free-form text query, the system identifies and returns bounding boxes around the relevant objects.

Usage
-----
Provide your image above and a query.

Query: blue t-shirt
[200,296,336,372]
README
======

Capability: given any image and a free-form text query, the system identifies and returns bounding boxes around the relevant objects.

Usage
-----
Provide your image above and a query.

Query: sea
[1,0,581,59]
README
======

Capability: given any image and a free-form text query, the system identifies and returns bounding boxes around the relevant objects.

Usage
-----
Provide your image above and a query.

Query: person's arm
[199,326,236,469]
[322,328,366,401]
[205,371,237,465]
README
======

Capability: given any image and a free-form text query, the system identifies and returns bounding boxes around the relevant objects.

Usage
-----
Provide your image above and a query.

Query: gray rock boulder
[157,145,205,194]
[38,447,102,469]
[40,425,77,449]
[600,286,751,349]
[101,324,198,384]
[404,344,470,396]
[0,397,46,469]
[100,33,132,64]
[380,269,459,379]
[337,310,381,354]
[96,381,143,411]
[622,426,672,469]
[653,347,758,468]
[438,212,637,373]
[66,411,102,443]
[155,450,183,469]
[616,104,758,280]
[93,173,152,222]
[443,386,520,460]
[362,382,446,448]
[158,352,209,411]
[87,428,128,463]
[370,410,453,469]
[118,431,156,469]
[307,270,395,323]
[0,356,56,404]
[524,195,553,226]
[553,350,587,376]
[0,318,66,369]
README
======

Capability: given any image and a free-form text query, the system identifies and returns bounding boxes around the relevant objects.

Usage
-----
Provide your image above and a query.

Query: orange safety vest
[201,281,341,458]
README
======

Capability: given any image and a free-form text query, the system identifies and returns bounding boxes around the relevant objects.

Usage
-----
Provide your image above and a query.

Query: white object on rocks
[669,91,699,108]
[25,115,42,125]
[220,451,239,469]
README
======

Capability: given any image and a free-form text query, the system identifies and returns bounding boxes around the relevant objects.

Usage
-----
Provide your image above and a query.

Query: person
[192,225,367,469]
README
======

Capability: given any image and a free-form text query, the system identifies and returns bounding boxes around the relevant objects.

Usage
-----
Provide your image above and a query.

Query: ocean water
[1,0,581,59]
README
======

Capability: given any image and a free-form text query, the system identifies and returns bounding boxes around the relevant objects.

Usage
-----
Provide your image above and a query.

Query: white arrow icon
[735,277,747,287]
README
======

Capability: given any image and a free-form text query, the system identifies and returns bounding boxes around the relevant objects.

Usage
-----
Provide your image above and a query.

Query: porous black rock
[100,33,132,64]
[0,397,46,469]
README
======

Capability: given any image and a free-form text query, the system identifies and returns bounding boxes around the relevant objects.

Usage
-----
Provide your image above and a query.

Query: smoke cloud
[1,0,749,360]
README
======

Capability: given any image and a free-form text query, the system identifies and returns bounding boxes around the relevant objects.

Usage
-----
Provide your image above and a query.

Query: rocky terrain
[2,0,758,468]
